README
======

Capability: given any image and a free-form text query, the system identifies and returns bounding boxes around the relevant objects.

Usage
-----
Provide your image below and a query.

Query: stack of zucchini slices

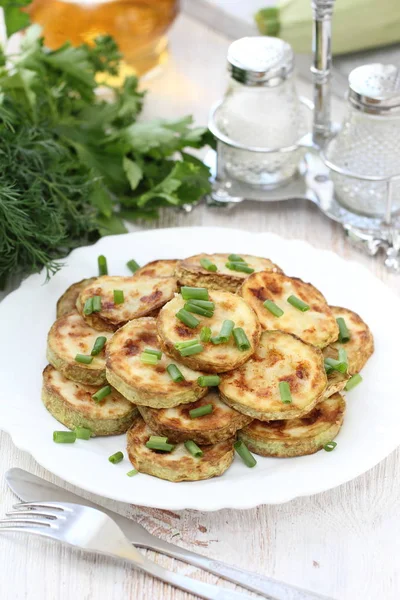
[42,252,374,482]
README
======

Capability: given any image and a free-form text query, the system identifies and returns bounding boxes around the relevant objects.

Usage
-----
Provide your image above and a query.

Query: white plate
[0,227,399,511]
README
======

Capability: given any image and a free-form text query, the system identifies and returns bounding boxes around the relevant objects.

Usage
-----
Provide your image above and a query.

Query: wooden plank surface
[1,13,400,600]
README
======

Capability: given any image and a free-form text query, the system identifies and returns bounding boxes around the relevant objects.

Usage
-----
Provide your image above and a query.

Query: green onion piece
[185,440,203,458]
[179,343,204,357]
[127,259,140,273]
[225,262,254,274]
[210,336,224,345]
[197,375,221,387]
[148,435,169,444]
[108,451,124,464]
[83,297,93,315]
[140,352,159,365]
[75,427,92,440]
[345,373,362,391]
[144,348,162,359]
[324,363,334,375]
[279,381,292,404]
[98,255,108,276]
[189,300,215,310]
[145,440,175,452]
[218,319,235,342]
[181,286,209,301]
[200,326,212,342]
[53,431,76,444]
[189,404,213,419]
[92,385,112,402]
[337,317,351,343]
[338,347,348,365]
[113,289,124,304]
[175,309,200,329]
[92,295,102,312]
[228,254,246,262]
[175,339,199,350]
[75,354,93,364]
[91,336,107,356]
[324,358,347,373]
[287,295,310,312]
[167,364,185,382]
[200,258,218,272]
[323,441,337,452]
[232,327,251,351]
[234,440,257,468]
[127,469,139,477]
[184,302,214,318]
[263,299,284,317]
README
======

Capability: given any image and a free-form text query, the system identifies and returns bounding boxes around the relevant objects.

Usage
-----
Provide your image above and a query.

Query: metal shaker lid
[348,64,400,115]
[227,36,294,87]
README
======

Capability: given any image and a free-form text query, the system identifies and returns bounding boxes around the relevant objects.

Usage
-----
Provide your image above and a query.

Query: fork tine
[0,525,52,536]
[13,501,66,511]
[6,510,58,520]
[0,517,52,527]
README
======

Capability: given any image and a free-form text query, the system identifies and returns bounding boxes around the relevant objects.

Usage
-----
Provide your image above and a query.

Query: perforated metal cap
[227,36,294,86]
[348,64,400,114]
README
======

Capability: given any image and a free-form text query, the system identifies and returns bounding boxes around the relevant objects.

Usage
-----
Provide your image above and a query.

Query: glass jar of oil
[27,0,179,77]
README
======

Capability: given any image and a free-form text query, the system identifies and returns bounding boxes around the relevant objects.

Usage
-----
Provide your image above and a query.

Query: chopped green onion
[189,300,215,310]
[263,299,284,317]
[175,339,199,350]
[145,440,175,452]
[91,336,107,356]
[108,451,124,464]
[179,343,204,357]
[324,363,334,375]
[225,262,254,274]
[167,364,185,382]
[140,352,159,365]
[228,254,246,262]
[189,404,213,418]
[197,375,221,387]
[324,358,347,373]
[148,435,169,444]
[92,295,102,312]
[200,258,218,272]
[287,295,310,312]
[210,336,224,345]
[53,431,76,444]
[75,427,92,440]
[181,287,209,301]
[127,259,140,273]
[113,289,124,304]
[337,317,351,343]
[92,385,112,402]
[185,440,203,458]
[75,354,93,364]
[98,255,108,276]
[232,327,251,351]
[345,373,362,391]
[234,440,257,467]
[184,302,214,318]
[175,309,200,329]
[127,469,139,477]
[218,319,235,342]
[144,348,162,359]
[323,441,337,452]
[338,347,348,365]
[83,297,94,315]
[279,381,292,404]
[200,326,212,342]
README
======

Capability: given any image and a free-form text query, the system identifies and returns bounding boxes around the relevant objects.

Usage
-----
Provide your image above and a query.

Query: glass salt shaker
[213,36,306,188]
[326,63,400,218]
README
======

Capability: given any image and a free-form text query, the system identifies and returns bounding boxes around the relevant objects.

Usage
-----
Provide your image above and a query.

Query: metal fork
[0,501,257,600]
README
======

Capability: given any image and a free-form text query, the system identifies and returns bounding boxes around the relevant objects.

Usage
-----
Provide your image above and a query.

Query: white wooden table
[1,14,400,600]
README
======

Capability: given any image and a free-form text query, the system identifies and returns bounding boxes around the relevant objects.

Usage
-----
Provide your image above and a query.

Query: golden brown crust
[175,253,282,293]
[134,259,178,278]
[240,271,339,348]
[56,278,97,318]
[126,415,235,482]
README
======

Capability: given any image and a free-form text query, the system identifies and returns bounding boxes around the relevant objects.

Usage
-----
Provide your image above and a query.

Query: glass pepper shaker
[326,63,400,218]
[213,36,306,188]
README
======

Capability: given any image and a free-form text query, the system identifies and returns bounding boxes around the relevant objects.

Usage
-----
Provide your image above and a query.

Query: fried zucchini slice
[176,253,282,292]
[240,271,339,348]
[325,369,349,398]
[126,415,235,482]
[47,312,113,385]
[157,290,261,373]
[238,393,345,457]
[42,365,137,436]
[219,330,327,420]
[56,278,97,318]
[106,318,207,408]
[138,388,252,445]
[77,271,178,332]
[323,306,374,374]
[134,259,178,278]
